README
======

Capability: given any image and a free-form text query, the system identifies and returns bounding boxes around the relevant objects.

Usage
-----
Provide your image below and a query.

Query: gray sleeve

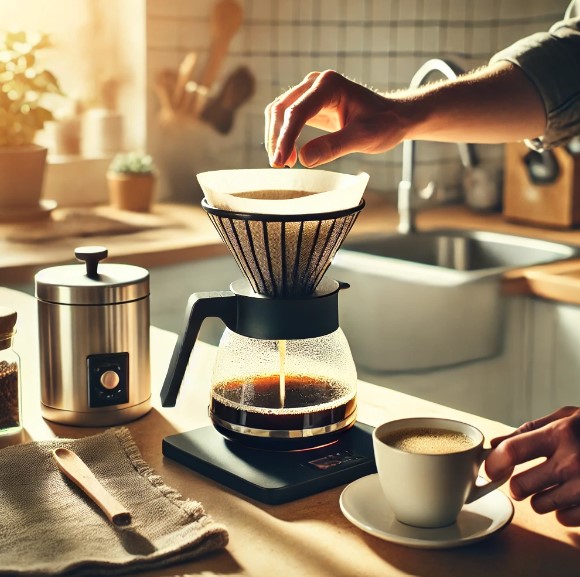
[489,16,580,149]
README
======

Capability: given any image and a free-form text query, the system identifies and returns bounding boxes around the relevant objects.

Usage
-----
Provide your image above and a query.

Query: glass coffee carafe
[207,283,358,449]
[161,169,368,450]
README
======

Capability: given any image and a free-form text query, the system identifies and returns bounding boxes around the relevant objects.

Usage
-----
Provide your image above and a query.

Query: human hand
[264,70,408,168]
[485,406,580,526]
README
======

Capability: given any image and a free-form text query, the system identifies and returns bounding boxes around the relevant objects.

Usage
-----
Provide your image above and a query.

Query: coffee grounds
[0,360,19,430]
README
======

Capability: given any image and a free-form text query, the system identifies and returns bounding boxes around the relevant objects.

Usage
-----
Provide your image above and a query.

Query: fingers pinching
[265,72,320,167]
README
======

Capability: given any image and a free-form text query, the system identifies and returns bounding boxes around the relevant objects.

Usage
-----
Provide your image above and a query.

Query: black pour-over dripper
[203,198,364,297]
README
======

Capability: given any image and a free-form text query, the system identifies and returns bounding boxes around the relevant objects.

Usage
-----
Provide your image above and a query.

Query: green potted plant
[106,151,157,212]
[0,31,63,213]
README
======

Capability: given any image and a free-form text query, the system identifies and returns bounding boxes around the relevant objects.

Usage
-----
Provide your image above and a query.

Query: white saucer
[340,473,514,549]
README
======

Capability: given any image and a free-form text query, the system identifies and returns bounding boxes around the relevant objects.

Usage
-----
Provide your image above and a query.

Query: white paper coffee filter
[197,168,369,215]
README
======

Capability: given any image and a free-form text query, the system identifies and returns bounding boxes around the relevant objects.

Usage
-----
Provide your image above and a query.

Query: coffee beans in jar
[0,307,21,435]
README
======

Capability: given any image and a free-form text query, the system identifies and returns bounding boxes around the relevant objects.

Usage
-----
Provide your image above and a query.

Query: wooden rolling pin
[187,0,244,116]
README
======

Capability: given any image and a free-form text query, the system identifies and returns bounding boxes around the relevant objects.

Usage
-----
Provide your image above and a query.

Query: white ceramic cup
[372,417,505,528]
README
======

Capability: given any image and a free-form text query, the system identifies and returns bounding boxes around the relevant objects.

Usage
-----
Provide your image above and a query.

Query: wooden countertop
[3,195,580,305]
[0,202,228,284]
[4,286,578,577]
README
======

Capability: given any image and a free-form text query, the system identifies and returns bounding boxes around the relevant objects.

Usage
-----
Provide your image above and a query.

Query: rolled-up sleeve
[490,15,580,148]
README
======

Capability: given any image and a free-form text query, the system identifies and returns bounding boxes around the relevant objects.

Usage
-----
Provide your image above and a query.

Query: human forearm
[391,61,547,145]
[265,62,548,168]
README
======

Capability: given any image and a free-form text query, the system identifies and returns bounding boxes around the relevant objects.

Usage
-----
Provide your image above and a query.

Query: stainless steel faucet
[397,59,477,234]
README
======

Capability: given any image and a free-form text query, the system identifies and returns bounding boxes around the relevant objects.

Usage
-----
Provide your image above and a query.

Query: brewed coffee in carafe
[161,168,369,450]
[209,312,357,449]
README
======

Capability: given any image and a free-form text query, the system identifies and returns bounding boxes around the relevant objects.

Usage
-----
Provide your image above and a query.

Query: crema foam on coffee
[381,427,476,454]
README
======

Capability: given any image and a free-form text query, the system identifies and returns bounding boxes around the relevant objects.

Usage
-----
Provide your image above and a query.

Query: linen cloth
[0,427,228,576]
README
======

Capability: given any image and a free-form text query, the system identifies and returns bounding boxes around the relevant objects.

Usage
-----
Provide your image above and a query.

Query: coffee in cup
[373,417,506,528]
[381,426,476,454]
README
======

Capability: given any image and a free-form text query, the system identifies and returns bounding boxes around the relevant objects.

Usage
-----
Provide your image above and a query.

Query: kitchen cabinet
[527,298,580,418]
[360,294,580,428]
[355,295,530,427]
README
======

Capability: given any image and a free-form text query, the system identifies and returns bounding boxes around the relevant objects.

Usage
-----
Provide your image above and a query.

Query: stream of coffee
[278,339,286,408]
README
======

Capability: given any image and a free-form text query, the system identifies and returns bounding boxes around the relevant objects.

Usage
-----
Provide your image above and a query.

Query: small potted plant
[106,151,157,212]
[0,31,63,211]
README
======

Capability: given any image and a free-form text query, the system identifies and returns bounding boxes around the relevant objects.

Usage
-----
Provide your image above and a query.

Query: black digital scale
[163,422,376,505]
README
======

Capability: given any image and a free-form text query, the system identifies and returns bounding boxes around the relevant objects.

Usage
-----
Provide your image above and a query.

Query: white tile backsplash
[147,17,181,50]
[248,0,273,21]
[145,0,571,202]
[176,21,210,51]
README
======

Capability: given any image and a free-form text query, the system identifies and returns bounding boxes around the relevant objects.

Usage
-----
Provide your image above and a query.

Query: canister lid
[35,246,149,305]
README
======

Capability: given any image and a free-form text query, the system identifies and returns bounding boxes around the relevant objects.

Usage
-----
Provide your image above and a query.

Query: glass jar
[0,307,21,435]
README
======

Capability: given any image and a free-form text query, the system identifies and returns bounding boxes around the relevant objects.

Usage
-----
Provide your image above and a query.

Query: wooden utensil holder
[503,142,580,228]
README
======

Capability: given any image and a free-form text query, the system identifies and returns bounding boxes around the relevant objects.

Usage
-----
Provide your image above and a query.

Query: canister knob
[75,246,108,279]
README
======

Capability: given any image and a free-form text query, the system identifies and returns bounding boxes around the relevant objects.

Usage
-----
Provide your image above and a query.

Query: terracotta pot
[107,172,156,212]
[0,144,47,209]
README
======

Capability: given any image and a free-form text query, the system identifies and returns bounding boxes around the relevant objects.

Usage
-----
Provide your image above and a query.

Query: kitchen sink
[330,229,580,373]
[339,229,579,273]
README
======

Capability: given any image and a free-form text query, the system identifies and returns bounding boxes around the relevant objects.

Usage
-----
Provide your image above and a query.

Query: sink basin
[339,229,580,274]
[330,229,580,373]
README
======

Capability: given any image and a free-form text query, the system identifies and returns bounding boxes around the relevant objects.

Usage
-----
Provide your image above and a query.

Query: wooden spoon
[53,447,132,527]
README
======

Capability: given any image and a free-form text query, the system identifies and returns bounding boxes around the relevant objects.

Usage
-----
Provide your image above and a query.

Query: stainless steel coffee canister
[35,246,151,426]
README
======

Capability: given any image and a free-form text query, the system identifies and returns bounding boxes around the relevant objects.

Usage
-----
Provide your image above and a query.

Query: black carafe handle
[160,291,237,407]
